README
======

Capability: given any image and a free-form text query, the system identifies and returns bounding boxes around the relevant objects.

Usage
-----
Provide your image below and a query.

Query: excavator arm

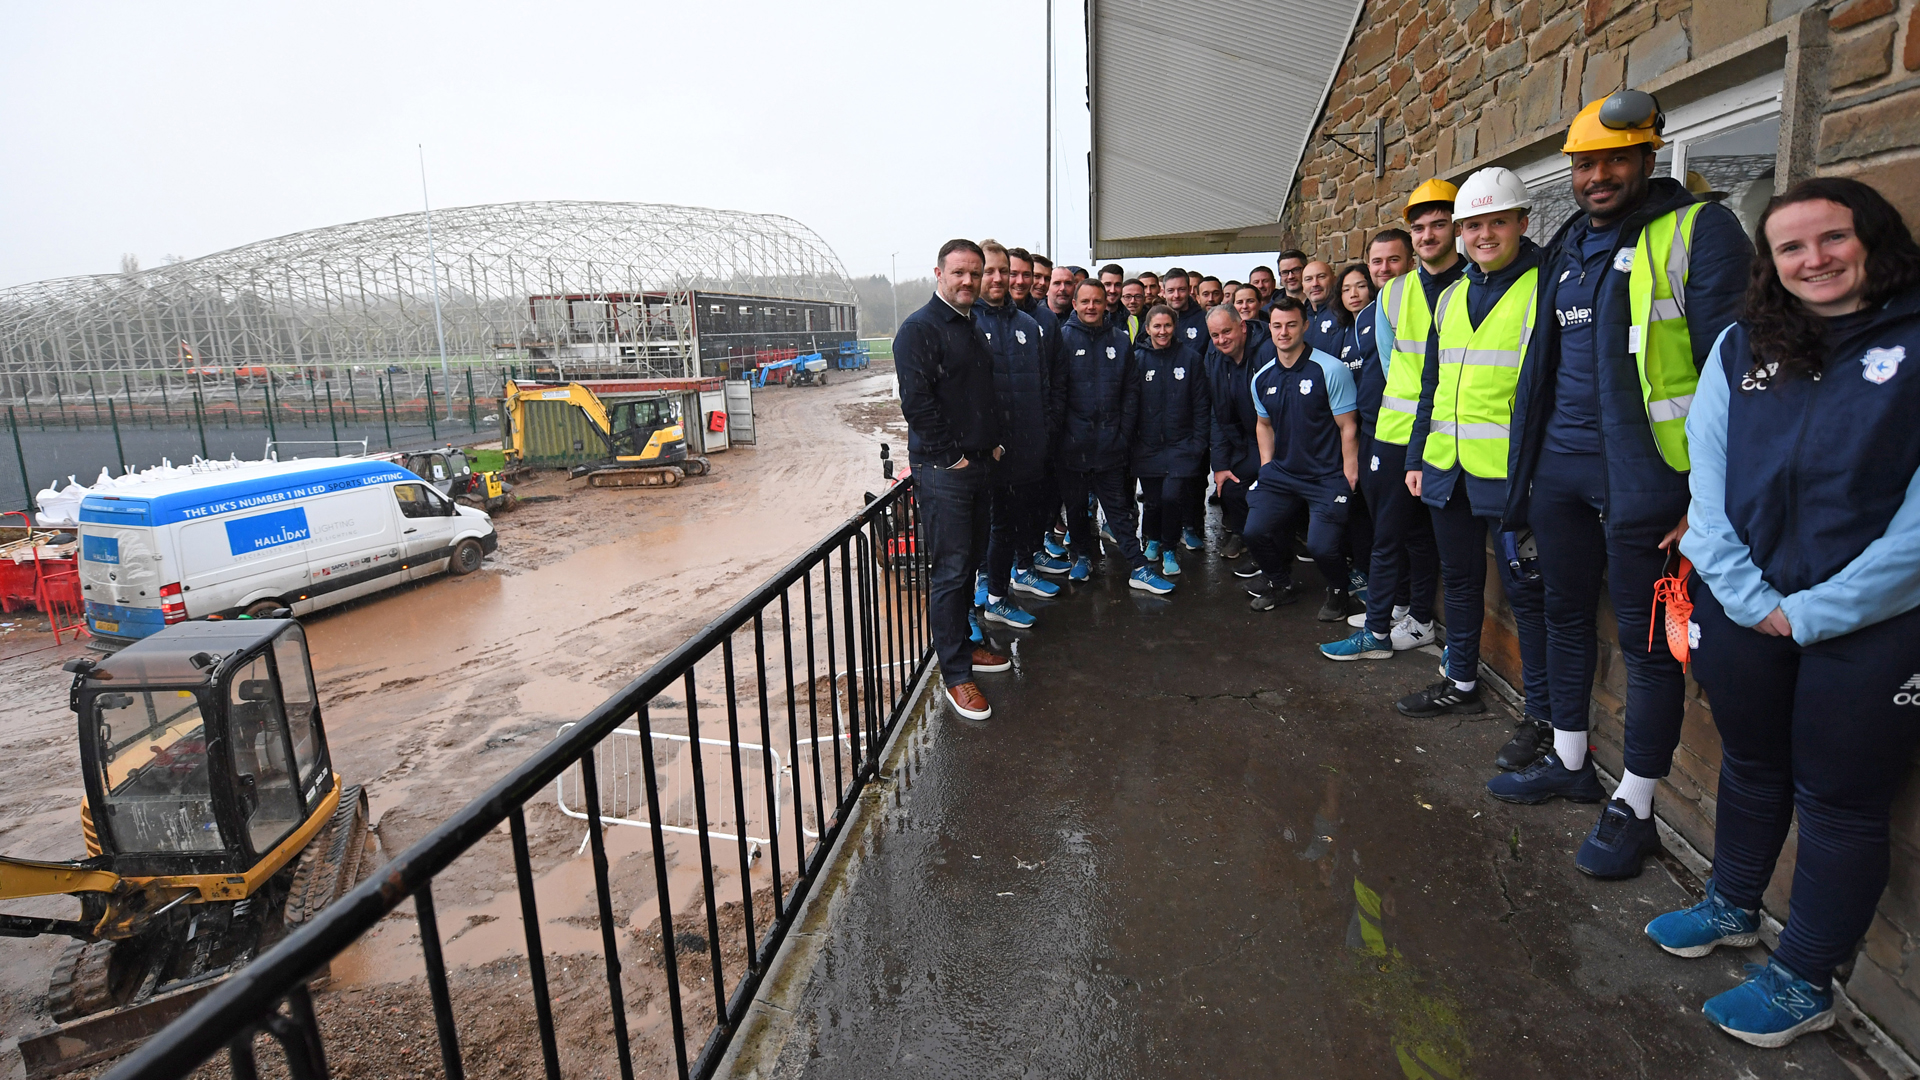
[0,855,122,941]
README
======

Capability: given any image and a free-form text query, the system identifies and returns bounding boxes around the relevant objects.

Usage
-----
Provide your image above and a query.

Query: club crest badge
[1613,248,1635,273]
[1174,367,1186,380]
[1187,328,1199,339]
[1106,346,1116,359]
[1144,369,1155,381]
[1299,380,1312,395]
[1370,455,1380,472]
[1862,346,1905,385]
[1015,330,1027,345]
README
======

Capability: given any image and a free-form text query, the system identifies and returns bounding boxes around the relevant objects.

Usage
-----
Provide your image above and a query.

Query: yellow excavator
[501,380,712,488]
[1,616,373,1078]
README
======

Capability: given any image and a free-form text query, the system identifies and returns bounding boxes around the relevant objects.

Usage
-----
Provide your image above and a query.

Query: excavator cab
[606,396,689,463]
[2,619,373,1077]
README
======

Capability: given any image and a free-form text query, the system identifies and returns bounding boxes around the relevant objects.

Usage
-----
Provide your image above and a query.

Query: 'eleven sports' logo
[1897,675,1920,706]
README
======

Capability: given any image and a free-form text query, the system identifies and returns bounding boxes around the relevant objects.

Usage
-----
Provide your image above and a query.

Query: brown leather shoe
[971,646,1011,673]
[946,681,991,720]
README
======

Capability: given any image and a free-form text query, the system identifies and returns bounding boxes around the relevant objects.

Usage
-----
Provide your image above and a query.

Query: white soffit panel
[1090,0,1366,257]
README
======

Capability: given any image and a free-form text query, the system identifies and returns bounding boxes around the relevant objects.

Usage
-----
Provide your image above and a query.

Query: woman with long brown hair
[1644,177,1920,1046]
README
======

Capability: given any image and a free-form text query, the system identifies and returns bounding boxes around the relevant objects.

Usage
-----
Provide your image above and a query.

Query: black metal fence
[106,478,929,1080]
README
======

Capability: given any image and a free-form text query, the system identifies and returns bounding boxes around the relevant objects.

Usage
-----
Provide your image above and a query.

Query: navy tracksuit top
[974,297,1055,486]
[1207,337,1276,481]
[1056,314,1139,473]
[1131,340,1211,479]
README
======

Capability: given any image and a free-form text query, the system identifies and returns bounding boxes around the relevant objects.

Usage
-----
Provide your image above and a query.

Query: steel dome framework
[0,201,858,399]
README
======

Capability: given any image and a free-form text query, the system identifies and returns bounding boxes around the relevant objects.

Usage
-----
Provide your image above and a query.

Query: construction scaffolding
[0,201,858,405]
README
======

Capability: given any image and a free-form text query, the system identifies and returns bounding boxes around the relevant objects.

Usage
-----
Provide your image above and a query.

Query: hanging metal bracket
[1325,116,1386,178]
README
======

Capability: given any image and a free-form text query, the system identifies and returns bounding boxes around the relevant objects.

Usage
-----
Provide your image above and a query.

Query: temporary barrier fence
[104,474,930,1080]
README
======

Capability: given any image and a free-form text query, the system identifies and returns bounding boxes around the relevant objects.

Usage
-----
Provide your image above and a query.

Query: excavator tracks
[586,465,683,488]
[287,784,373,926]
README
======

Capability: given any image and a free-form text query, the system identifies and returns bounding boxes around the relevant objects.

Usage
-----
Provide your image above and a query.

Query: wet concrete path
[741,553,1885,1078]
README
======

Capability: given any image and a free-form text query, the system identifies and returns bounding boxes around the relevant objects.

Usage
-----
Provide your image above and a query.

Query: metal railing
[106,476,929,1080]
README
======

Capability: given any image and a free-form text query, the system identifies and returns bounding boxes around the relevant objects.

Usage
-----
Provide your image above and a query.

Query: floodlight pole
[1046,0,1054,257]
[419,145,454,421]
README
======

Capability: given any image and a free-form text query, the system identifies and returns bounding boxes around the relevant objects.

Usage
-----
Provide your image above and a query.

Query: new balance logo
[1896,674,1920,705]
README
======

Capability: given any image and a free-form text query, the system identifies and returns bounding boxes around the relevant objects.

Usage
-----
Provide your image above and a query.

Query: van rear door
[78,523,168,639]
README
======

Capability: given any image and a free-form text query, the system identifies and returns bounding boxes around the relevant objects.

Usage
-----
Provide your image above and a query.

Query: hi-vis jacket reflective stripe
[1376,272,1435,445]
[1424,268,1539,478]
[1630,203,1706,472]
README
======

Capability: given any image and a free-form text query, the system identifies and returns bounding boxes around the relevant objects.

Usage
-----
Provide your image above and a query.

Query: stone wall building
[1275,0,1920,1050]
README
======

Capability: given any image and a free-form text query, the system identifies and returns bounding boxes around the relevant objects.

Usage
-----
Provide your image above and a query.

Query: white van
[77,458,498,646]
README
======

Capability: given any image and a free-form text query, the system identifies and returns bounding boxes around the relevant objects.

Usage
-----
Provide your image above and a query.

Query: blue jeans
[1692,579,1920,987]
[1429,484,1548,715]
[914,459,993,687]
[1529,449,1686,770]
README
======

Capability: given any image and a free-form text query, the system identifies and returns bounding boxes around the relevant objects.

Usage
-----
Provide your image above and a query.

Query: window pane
[273,628,322,787]
[395,483,434,519]
[93,689,222,852]
[1685,117,1780,236]
[227,655,304,854]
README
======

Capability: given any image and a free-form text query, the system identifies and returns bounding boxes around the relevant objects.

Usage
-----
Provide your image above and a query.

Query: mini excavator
[502,381,712,488]
[0,617,374,1078]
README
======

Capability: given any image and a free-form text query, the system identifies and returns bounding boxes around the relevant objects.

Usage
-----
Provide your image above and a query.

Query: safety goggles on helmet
[1599,90,1666,136]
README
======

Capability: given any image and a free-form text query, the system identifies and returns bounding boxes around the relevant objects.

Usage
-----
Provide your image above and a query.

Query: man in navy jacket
[1055,281,1174,594]
[1205,305,1276,561]
[1301,260,1345,358]
[894,239,1010,721]
[974,241,1060,629]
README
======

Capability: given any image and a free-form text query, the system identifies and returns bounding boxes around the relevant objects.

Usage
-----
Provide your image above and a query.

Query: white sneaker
[1351,605,1414,629]
[1391,616,1437,651]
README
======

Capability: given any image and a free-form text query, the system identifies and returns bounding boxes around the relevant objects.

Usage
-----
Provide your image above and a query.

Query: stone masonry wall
[1277,0,1920,1052]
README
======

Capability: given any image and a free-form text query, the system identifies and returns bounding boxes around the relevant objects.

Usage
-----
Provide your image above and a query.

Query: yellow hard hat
[1564,90,1667,154]
[1405,178,1459,219]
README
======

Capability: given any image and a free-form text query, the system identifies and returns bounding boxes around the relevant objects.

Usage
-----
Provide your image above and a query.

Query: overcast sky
[1,1,1283,291]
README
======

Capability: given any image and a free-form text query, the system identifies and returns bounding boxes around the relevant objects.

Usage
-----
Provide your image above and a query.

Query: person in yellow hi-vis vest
[1397,168,1552,744]
[1499,91,1752,880]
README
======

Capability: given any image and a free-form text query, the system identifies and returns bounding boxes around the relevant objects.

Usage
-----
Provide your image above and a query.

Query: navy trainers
[1576,799,1663,879]
[1485,752,1606,805]
[1703,960,1835,1048]
[1395,680,1486,718]
[1645,879,1761,958]
[1249,582,1302,611]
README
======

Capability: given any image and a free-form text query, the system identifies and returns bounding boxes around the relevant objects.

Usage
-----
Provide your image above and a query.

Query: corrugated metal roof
[1089,0,1365,257]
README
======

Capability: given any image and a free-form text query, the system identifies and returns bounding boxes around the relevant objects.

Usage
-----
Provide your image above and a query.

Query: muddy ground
[0,363,906,1078]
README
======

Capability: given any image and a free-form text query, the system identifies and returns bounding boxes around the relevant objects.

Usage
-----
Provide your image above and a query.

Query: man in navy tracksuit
[974,241,1061,630]
[1301,260,1345,359]
[1502,152,1750,878]
[895,239,1010,721]
[1009,246,1056,340]
[1157,271,1211,550]
[1243,296,1363,620]
[1206,306,1275,562]
[1055,281,1174,594]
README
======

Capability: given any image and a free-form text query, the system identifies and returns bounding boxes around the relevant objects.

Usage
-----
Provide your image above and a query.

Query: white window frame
[1515,69,1784,190]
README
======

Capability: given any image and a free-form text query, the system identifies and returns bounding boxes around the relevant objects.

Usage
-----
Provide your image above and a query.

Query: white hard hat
[1453,167,1532,219]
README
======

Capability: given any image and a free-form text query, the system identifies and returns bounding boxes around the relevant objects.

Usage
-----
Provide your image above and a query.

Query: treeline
[852,275,933,338]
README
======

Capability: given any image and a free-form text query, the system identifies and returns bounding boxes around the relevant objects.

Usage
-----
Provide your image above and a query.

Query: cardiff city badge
[1015,329,1027,345]
[1299,380,1312,395]
[1862,346,1905,385]
[1106,346,1116,359]
[1174,367,1186,380]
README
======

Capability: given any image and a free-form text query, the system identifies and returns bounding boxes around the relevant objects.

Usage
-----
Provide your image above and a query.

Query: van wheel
[244,599,283,619]
[450,538,485,576]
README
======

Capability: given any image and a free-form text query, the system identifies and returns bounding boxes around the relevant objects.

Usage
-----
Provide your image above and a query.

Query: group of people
[893,88,1920,1050]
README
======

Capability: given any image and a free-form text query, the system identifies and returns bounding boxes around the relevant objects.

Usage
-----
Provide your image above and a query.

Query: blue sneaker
[1646,879,1761,958]
[1181,527,1204,552]
[1068,556,1091,582]
[1099,522,1118,546]
[1010,568,1061,598]
[982,599,1035,628]
[1128,565,1174,595]
[1044,534,1069,559]
[1577,798,1663,879]
[973,571,989,609]
[1161,551,1181,577]
[1320,628,1392,661]
[968,611,984,644]
[1703,960,1835,1048]
[1485,752,1606,805]
[1437,645,1450,678]
[1144,540,1162,562]
[1031,551,1072,575]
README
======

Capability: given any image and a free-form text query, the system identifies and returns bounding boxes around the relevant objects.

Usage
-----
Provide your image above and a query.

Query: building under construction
[0,201,859,402]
